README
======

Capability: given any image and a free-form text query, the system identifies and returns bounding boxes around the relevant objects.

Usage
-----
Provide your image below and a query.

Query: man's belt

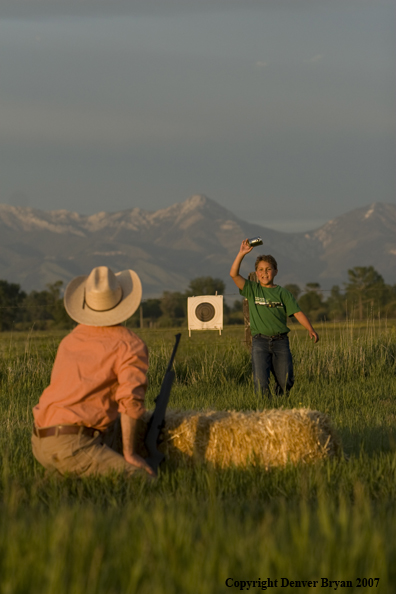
[33,425,102,438]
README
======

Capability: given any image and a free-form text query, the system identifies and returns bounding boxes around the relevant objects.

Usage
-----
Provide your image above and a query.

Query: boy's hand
[293,312,319,343]
[239,239,253,256]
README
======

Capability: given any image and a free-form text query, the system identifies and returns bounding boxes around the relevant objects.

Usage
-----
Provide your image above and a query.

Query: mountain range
[0,196,394,297]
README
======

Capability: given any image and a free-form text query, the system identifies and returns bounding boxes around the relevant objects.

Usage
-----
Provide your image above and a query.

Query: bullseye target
[195,302,215,322]
[187,295,223,337]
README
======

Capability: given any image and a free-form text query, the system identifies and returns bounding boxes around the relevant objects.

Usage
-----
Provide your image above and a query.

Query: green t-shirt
[240,280,301,336]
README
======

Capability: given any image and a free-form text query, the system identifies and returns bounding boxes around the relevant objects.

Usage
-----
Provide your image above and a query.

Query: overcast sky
[1,0,394,231]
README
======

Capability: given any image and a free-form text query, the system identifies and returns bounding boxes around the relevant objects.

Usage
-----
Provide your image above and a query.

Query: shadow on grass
[339,425,396,457]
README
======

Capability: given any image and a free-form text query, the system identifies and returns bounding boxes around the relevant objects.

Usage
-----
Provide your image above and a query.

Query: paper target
[187,295,223,336]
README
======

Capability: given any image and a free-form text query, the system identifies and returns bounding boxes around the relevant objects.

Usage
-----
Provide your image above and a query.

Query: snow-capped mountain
[0,196,394,295]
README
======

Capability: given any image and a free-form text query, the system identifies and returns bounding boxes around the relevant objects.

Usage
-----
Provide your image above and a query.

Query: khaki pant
[31,419,143,477]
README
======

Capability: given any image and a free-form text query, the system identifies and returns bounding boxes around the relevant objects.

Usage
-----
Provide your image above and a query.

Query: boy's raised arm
[230,239,253,290]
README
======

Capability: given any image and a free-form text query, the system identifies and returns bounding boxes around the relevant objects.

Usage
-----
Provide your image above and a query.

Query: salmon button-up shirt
[33,324,148,431]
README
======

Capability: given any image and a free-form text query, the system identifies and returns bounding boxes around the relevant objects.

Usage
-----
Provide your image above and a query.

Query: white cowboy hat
[64,266,142,326]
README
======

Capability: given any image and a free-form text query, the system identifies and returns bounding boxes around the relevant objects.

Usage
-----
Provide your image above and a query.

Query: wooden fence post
[243,272,257,351]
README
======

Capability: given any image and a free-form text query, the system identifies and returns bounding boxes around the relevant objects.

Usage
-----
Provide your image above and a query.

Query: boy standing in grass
[230,239,319,397]
[32,265,155,478]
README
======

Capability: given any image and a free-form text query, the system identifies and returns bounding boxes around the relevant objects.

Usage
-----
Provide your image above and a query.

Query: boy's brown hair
[255,254,278,271]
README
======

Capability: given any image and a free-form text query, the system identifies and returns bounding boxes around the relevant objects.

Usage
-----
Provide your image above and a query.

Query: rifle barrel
[144,333,181,473]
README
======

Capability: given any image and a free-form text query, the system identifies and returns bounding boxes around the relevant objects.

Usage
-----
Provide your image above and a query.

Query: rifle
[144,333,181,473]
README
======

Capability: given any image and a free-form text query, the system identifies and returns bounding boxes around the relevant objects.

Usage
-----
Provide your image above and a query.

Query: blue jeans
[251,333,294,396]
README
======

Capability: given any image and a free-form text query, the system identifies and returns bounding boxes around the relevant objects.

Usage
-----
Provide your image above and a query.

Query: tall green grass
[0,322,396,593]
[1,495,395,594]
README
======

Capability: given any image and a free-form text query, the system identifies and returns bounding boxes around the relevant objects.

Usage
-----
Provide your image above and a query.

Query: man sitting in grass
[32,266,155,478]
[230,239,319,397]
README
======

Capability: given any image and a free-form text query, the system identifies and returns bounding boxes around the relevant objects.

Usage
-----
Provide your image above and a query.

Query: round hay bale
[143,408,342,468]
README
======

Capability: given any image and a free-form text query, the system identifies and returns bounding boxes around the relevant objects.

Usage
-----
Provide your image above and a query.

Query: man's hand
[124,452,157,477]
[121,414,156,478]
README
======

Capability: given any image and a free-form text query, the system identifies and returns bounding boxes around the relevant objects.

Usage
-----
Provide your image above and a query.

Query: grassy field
[0,320,396,593]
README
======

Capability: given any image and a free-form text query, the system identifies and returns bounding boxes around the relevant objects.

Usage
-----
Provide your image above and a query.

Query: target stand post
[187,295,223,337]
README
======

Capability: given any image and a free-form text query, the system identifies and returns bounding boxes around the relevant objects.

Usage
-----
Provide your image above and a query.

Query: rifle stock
[144,333,181,472]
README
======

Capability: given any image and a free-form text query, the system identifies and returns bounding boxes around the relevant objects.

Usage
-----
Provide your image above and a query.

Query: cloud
[255,61,268,68]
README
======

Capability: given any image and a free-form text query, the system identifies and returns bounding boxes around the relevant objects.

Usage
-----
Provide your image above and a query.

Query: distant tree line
[134,267,396,326]
[283,266,396,322]
[0,280,73,331]
[0,267,395,331]
[0,275,240,331]
[132,276,244,328]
